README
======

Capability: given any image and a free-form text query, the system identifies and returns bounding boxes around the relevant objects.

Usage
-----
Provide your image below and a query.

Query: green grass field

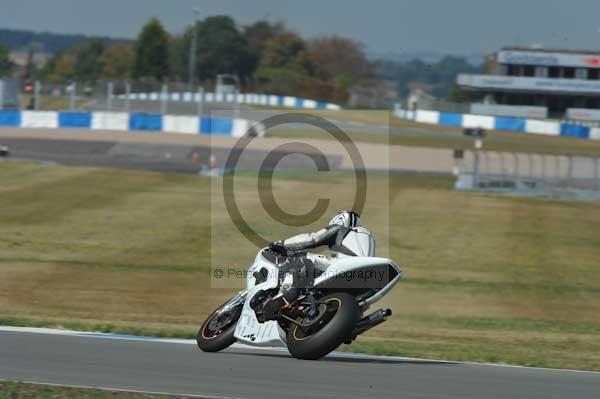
[1,160,600,371]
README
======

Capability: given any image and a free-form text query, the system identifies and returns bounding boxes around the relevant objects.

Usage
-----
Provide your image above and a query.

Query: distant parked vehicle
[0,145,10,157]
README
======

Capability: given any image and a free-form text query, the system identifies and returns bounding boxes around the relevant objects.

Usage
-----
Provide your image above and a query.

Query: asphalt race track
[0,136,342,174]
[1,328,599,399]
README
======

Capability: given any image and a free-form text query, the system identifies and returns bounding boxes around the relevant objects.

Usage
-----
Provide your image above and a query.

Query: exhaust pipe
[351,308,392,337]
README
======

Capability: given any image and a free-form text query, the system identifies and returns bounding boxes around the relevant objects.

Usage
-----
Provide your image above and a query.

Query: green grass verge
[0,381,194,399]
[268,128,600,157]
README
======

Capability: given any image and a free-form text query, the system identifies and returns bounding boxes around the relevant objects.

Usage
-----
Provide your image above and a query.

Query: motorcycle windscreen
[340,228,376,257]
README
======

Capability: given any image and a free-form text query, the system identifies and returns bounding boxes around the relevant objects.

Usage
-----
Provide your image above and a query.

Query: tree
[22,44,41,80]
[181,15,257,83]
[73,38,105,81]
[0,42,12,77]
[261,32,307,69]
[132,17,170,80]
[167,35,186,81]
[447,83,471,103]
[243,20,286,57]
[101,44,133,79]
[256,32,326,97]
[41,52,75,83]
[308,35,372,85]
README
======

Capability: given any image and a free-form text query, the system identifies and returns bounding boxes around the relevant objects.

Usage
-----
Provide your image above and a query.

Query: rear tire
[197,300,241,353]
[286,292,359,360]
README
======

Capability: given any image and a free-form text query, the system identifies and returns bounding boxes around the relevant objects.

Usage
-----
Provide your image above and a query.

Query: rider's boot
[253,276,299,323]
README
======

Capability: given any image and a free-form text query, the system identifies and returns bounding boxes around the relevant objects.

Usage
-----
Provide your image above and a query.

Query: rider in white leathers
[254,210,373,321]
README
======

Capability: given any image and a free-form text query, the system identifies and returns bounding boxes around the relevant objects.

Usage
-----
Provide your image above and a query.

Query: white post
[125,81,131,113]
[0,80,4,110]
[160,84,168,114]
[34,80,41,110]
[233,87,239,120]
[197,86,204,116]
[106,82,114,111]
[595,156,599,190]
[69,81,77,110]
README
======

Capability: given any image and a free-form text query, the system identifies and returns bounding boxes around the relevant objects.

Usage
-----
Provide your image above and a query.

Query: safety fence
[0,110,264,137]
[118,91,342,111]
[20,80,341,114]
[395,107,600,140]
[455,149,600,200]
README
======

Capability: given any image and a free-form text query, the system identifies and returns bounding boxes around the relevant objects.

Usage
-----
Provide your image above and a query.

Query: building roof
[502,46,600,56]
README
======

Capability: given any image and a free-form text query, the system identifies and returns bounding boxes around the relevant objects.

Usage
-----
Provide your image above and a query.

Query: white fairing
[234,251,286,346]
[339,227,376,257]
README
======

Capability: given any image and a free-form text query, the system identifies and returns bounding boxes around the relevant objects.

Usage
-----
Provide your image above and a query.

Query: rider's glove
[269,241,287,255]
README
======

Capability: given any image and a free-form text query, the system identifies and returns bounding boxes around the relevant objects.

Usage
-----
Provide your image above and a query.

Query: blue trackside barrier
[58,112,92,128]
[295,98,304,108]
[200,117,233,135]
[0,110,264,137]
[0,110,21,126]
[394,106,600,140]
[560,124,590,139]
[316,101,327,109]
[494,117,526,132]
[438,112,463,127]
[129,113,163,131]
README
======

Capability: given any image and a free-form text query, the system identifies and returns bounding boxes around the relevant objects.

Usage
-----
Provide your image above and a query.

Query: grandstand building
[457,47,600,120]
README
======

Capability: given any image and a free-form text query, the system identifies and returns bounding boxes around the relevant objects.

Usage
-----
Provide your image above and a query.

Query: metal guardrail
[455,149,600,200]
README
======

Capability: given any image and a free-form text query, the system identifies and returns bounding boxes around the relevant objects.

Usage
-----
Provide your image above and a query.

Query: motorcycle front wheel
[286,292,359,360]
[197,299,242,352]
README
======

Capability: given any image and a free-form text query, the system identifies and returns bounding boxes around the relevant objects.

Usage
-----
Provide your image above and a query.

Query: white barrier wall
[462,114,495,130]
[162,115,199,135]
[395,105,599,140]
[525,119,560,136]
[283,97,296,107]
[415,110,440,124]
[303,99,317,109]
[231,119,266,138]
[21,111,58,128]
[91,112,129,131]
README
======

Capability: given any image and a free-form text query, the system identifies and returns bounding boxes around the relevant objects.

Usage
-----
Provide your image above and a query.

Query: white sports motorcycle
[197,231,403,360]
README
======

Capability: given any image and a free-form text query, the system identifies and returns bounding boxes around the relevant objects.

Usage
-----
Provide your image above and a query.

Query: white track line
[1,326,599,375]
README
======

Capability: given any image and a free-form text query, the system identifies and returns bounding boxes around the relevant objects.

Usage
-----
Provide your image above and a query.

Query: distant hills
[0,28,131,53]
[369,50,485,66]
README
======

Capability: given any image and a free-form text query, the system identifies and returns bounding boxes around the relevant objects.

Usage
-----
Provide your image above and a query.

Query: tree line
[13,16,374,104]
[0,28,129,54]
[0,17,481,105]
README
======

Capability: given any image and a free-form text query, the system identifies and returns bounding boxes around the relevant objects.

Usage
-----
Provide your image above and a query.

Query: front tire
[286,292,359,360]
[197,300,242,353]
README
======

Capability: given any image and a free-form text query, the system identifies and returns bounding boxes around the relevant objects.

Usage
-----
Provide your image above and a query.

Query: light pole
[188,7,201,92]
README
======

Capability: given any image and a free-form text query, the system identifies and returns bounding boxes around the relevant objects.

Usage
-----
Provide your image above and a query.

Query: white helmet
[329,210,362,228]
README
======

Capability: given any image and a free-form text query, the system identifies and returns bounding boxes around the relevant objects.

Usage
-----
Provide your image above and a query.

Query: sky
[2,0,600,56]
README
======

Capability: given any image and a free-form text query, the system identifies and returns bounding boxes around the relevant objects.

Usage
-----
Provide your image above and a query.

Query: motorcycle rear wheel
[286,292,359,360]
